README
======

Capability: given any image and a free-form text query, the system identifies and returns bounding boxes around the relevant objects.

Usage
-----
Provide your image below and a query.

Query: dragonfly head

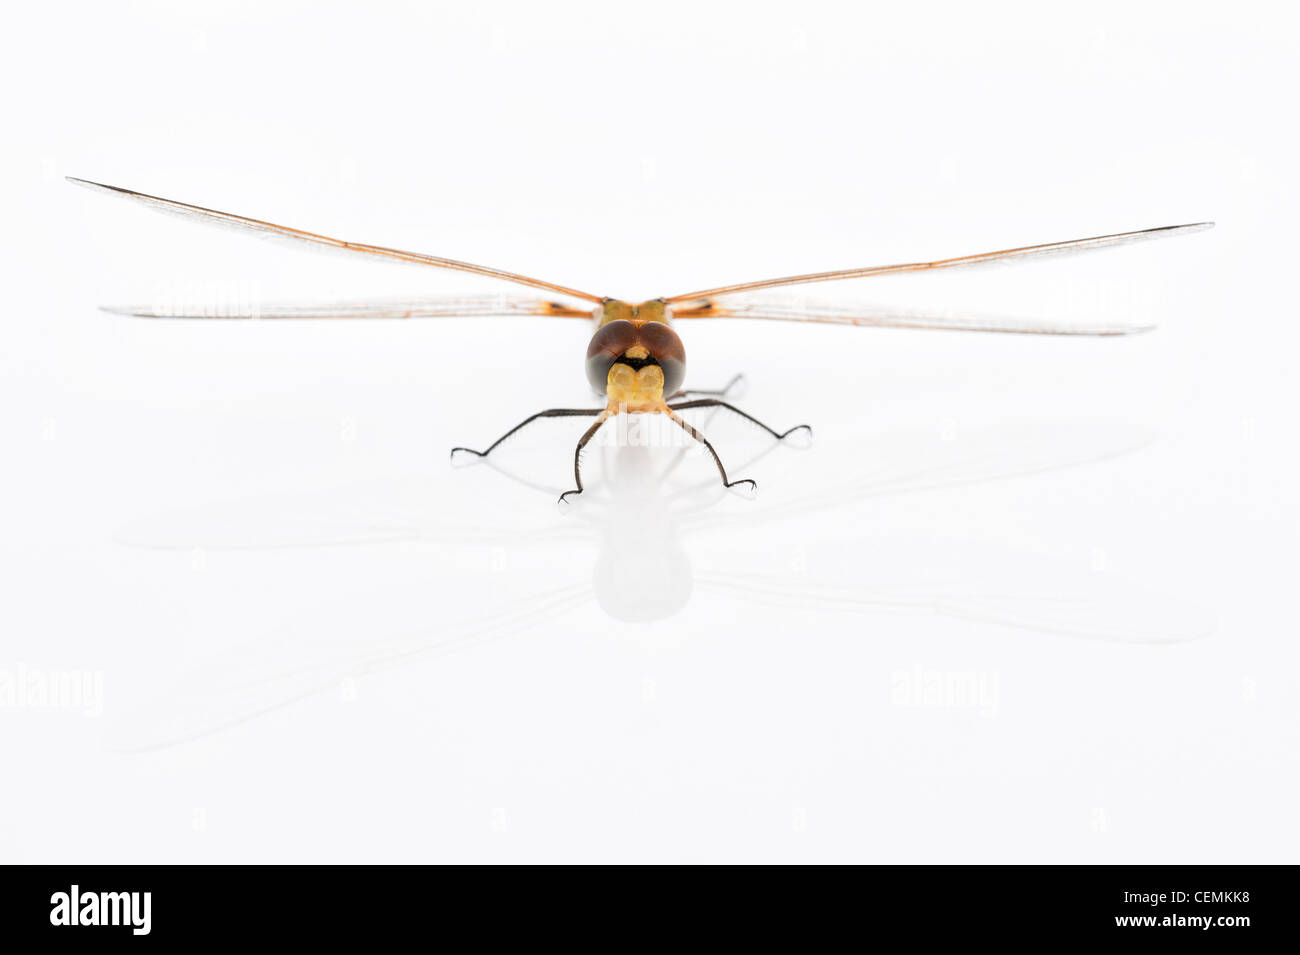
[586,300,685,407]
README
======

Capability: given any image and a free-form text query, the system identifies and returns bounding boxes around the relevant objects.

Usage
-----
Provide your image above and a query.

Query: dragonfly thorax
[593,298,674,326]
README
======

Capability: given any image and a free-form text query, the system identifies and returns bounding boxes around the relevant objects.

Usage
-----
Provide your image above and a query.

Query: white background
[2,1,1295,863]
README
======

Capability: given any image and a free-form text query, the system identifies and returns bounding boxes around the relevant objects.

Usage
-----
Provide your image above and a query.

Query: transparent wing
[671,298,1154,335]
[99,294,591,320]
[69,177,604,304]
[663,222,1213,303]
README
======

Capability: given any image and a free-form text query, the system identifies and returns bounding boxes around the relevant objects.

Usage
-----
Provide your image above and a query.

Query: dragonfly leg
[668,372,745,400]
[451,407,604,463]
[665,410,757,497]
[558,411,614,507]
[667,398,812,443]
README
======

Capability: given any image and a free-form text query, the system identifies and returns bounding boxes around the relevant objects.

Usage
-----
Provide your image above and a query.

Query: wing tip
[99,304,223,319]
[69,176,135,199]
[99,305,151,318]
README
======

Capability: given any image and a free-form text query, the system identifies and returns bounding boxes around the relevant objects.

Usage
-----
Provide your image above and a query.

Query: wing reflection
[104,416,1209,749]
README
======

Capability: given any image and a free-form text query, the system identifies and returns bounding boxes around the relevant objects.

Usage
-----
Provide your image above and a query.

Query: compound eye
[635,322,686,395]
[585,319,637,393]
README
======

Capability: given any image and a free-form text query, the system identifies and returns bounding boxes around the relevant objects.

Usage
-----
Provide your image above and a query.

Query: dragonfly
[69,177,1212,505]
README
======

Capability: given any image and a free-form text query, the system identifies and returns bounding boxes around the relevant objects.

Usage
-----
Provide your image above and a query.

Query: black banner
[0,865,1287,943]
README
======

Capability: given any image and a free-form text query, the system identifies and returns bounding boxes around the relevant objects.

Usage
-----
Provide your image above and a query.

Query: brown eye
[586,320,638,393]
[637,322,687,395]
[653,357,685,397]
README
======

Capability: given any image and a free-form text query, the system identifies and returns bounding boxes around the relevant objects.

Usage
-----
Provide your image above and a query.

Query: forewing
[664,223,1213,302]
[70,177,603,303]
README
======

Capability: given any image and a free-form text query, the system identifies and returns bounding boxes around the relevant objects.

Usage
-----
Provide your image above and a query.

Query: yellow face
[605,360,666,410]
